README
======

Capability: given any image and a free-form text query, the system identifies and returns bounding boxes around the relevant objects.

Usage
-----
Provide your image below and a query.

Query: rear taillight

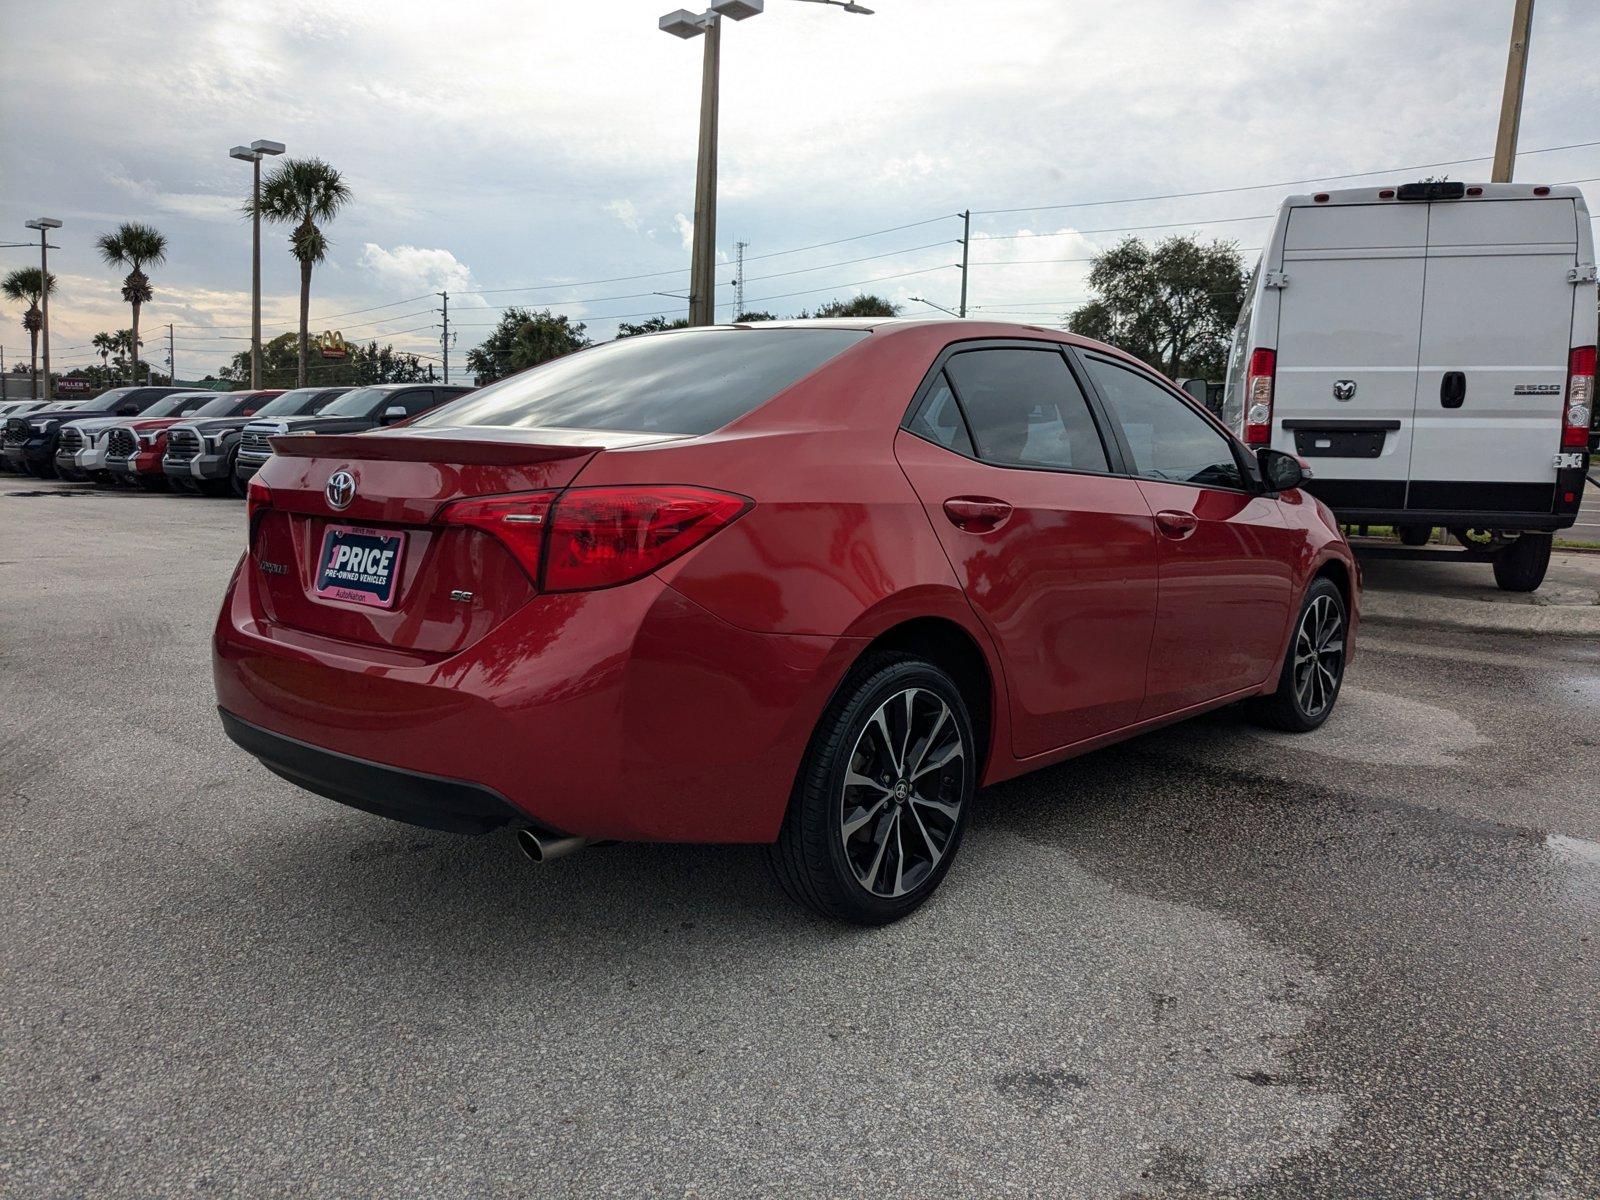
[246,479,272,524]
[1244,347,1276,446]
[437,490,558,581]
[439,485,752,593]
[1563,346,1594,449]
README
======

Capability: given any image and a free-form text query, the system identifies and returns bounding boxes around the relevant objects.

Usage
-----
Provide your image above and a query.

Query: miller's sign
[55,378,93,395]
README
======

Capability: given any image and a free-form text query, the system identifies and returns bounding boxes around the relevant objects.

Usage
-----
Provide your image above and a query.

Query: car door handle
[1440,370,1466,409]
[1155,509,1198,539]
[943,497,1013,532]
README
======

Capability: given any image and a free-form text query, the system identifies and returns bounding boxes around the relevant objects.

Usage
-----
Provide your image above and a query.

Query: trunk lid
[249,427,683,655]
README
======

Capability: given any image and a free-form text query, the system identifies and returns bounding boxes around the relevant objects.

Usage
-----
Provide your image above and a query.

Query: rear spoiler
[267,433,600,466]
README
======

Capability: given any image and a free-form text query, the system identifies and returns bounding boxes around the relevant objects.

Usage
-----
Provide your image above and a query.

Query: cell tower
[734,240,749,320]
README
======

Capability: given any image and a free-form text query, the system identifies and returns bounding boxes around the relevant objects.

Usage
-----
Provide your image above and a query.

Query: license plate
[315,525,406,609]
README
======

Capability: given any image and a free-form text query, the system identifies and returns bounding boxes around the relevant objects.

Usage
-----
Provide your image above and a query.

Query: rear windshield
[414,328,869,435]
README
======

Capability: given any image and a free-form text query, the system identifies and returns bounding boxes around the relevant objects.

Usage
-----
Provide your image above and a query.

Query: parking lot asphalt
[4,479,1598,1199]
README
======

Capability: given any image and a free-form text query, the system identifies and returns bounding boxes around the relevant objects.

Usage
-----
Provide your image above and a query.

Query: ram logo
[1332,379,1358,401]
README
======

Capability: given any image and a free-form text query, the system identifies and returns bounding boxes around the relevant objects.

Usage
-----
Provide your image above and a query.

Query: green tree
[2,267,58,392]
[92,330,116,373]
[218,332,431,387]
[733,310,776,323]
[95,222,167,387]
[465,308,589,383]
[804,294,901,319]
[1066,236,1246,380]
[616,315,690,338]
[250,157,352,388]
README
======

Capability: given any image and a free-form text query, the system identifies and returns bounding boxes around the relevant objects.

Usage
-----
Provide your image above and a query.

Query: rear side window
[907,374,974,456]
[415,328,869,435]
[944,348,1109,473]
[1084,356,1245,490]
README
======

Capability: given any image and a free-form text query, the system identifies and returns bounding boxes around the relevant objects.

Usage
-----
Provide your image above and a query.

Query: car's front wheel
[767,654,975,924]
[1252,576,1348,732]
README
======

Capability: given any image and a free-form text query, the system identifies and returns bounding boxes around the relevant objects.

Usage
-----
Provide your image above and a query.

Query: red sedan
[215,320,1357,923]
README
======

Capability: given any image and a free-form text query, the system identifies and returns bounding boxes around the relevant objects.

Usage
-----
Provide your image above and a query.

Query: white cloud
[605,199,641,232]
[359,243,476,297]
[673,213,695,252]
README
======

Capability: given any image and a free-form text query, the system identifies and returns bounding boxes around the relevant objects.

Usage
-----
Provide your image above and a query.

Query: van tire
[1492,533,1551,593]
[1399,525,1432,546]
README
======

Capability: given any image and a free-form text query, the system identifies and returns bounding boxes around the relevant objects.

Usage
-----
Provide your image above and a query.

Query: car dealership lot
[4,483,1598,1198]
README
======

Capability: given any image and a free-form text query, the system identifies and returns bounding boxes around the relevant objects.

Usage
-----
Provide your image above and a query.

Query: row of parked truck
[0,382,475,494]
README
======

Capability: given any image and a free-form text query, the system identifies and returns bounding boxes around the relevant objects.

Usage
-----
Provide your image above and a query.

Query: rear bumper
[213,558,862,843]
[219,708,529,834]
[1333,508,1573,531]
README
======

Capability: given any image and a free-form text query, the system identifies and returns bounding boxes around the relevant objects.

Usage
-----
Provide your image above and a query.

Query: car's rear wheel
[1252,577,1347,733]
[766,654,975,924]
[1492,532,1551,592]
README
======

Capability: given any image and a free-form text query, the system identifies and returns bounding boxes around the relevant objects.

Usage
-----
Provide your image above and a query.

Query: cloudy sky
[3,0,1597,379]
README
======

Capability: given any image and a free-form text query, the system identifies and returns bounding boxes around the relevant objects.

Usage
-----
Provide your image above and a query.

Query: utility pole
[689,13,722,326]
[734,240,748,319]
[25,217,61,399]
[958,210,971,318]
[1492,0,1536,182]
[166,323,176,385]
[438,291,449,383]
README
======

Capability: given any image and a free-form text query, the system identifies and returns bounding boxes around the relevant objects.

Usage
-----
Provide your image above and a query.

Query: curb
[1362,590,1600,639]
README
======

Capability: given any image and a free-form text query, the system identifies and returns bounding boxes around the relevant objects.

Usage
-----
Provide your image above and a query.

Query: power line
[968,139,1600,217]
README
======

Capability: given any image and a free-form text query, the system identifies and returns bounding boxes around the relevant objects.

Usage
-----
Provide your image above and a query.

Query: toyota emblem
[326,470,356,510]
[1332,379,1358,401]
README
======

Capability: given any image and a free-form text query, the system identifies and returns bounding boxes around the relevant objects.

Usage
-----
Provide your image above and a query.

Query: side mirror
[380,405,407,424]
[1257,447,1310,492]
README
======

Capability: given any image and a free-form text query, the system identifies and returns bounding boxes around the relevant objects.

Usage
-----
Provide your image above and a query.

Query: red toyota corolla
[215,319,1357,923]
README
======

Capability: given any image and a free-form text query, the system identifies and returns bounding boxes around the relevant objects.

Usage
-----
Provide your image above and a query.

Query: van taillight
[440,486,752,592]
[1564,346,1595,449]
[1244,348,1276,446]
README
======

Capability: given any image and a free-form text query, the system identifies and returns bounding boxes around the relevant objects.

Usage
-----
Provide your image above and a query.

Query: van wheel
[1492,533,1551,592]
[1252,577,1347,733]
[766,653,975,925]
[1399,525,1432,546]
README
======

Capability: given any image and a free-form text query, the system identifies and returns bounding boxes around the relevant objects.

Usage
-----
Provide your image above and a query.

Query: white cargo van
[1222,181,1595,591]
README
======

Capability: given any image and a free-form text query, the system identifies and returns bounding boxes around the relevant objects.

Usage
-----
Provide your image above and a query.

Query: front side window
[1084,356,1245,490]
[396,389,438,417]
[414,328,869,435]
[193,394,244,418]
[944,348,1110,473]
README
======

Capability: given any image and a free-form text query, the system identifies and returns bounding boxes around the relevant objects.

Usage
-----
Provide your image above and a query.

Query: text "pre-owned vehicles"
[216,320,1357,923]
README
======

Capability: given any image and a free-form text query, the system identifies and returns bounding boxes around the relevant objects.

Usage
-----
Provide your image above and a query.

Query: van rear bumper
[1333,508,1572,532]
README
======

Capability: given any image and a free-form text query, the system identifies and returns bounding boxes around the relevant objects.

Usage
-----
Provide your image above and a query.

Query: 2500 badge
[315,525,407,609]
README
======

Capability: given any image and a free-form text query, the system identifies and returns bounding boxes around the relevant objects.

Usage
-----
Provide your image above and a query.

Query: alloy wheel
[1292,593,1344,718]
[839,686,966,898]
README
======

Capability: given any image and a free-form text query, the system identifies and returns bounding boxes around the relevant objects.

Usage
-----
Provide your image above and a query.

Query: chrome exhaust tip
[516,828,590,864]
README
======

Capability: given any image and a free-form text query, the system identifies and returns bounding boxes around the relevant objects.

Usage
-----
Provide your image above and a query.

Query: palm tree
[251,158,351,387]
[2,267,58,395]
[95,222,167,386]
[92,330,115,374]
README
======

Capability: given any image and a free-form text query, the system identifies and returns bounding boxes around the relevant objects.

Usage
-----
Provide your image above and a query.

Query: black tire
[765,653,976,925]
[1251,577,1348,733]
[231,469,249,498]
[1399,524,1432,546]
[135,475,167,492]
[1492,533,1551,592]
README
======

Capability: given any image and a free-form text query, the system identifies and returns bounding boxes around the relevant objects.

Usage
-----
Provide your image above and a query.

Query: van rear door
[1407,198,1578,513]
[1274,203,1429,511]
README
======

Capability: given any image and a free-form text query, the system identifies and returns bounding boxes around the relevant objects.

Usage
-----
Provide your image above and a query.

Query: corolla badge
[1332,379,1358,401]
[326,470,356,510]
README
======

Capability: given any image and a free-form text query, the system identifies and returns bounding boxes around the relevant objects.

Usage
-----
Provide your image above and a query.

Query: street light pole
[230,139,284,388]
[25,217,61,401]
[661,0,872,326]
